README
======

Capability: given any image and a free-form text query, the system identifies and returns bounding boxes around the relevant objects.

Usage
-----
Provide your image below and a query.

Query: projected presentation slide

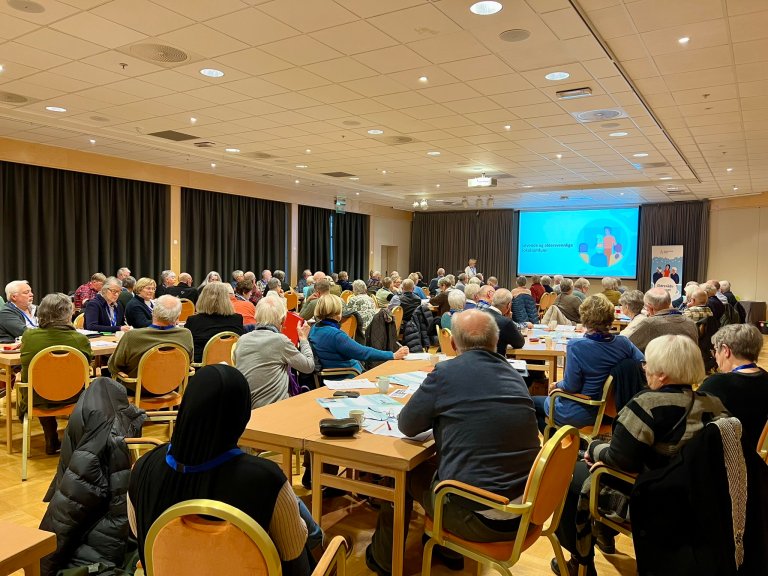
[517,208,639,278]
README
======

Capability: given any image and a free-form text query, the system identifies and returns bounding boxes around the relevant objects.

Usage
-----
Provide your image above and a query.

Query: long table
[0,337,117,453]
[0,521,56,576]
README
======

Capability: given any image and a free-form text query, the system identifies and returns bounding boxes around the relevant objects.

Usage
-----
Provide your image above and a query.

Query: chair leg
[421,537,436,576]
[547,533,569,576]
[21,414,29,481]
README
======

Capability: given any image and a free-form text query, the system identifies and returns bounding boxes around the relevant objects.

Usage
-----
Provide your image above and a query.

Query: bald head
[152,294,182,325]
[691,288,708,306]
[644,287,672,314]
[451,309,499,353]
[477,285,495,303]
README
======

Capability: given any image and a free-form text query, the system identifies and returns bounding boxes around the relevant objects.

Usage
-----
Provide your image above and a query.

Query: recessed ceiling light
[523,185,533,188]
[555,153,563,159]
[678,37,690,45]
[349,177,359,181]
[295,179,300,184]
[609,131,628,137]
[355,192,360,195]
[470,1,503,15]
[296,164,307,168]
[0,65,4,73]
[545,71,570,81]
[89,139,96,144]
[633,153,649,158]
[305,149,311,153]
[620,192,625,196]
[367,129,384,135]
[726,167,733,172]
[190,117,197,123]
[412,201,420,208]
[199,68,224,78]
[504,125,511,130]
[381,170,387,174]
[436,184,441,188]
[659,176,673,180]
[225,148,240,153]
[210,163,216,168]
[733,186,739,191]
[418,76,428,83]
[45,106,66,112]
[427,151,441,156]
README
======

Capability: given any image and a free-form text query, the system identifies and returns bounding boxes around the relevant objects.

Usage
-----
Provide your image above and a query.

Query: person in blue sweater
[309,295,408,374]
[532,294,644,432]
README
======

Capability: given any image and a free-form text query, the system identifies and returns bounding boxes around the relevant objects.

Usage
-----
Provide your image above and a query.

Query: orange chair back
[137,344,190,396]
[758,420,768,463]
[73,314,85,329]
[178,299,195,323]
[438,328,456,356]
[29,346,89,403]
[285,292,299,312]
[340,315,357,338]
[281,311,303,346]
[391,306,404,334]
[340,290,353,303]
[523,426,580,526]
[201,332,239,366]
[539,292,556,311]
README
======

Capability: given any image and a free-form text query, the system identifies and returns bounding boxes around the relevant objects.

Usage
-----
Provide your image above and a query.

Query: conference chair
[759,421,768,464]
[282,311,304,346]
[193,332,239,368]
[588,464,636,542]
[125,437,164,467]
[340,290,353,303]
[538,292,557,318]
[285,291,299,312]
[340,314,357,339]
[544,376,615,443]
[140,499,348,576]
[370,294,380,309]
[73,313,85,329]
[422,426,579,576]
[391,305,403,335]
[438,327,457,356]
[178,299,195,323]
[17,345,90,480]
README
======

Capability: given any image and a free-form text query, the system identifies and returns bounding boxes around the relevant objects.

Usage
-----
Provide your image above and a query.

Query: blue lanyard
[108,305,117,327]
[732,363,757,373]
[9,302,37,328]
[149,324,175,330]
[165,444,244,474]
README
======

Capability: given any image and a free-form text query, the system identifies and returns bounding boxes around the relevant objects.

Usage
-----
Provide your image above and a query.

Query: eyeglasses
[106,288,121,295]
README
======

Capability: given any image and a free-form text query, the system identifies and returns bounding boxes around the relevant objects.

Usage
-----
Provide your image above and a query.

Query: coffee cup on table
[377,376,390,393]
[348,409,365,426]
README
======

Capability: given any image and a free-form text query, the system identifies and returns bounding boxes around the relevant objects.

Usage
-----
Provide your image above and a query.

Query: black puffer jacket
[403,305,436,353]
[40,377,145,576]
[365,308,398,369]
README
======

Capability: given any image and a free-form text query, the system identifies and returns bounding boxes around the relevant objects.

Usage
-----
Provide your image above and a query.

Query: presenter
[602,227,616,261]
[464,258,478,278]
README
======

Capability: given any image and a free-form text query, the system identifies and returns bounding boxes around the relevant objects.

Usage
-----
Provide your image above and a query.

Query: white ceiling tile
[0,0,79,25]
[261,92,321,110]
[260,68,331,91]
[586,5,639,39]
[207,7,299,45]
[334,99,392,115]
[0,41,71,70]
[373,91,432,109]
[353,45,432,74]
[305,57,378,83]
[300,84,364,104]
[258,0,357,33]
[1,80,66,100]
[260,35,343,66]
[0,14,39,41]
[154,0,248,21]
[142,70,209,92]
[408,31,490,65]
[22,70,94,93]
[311,20,397,55]
[440,55,514,81]
[334,0,422,19]
[541,8,592,40]
[418,83,482,103]
[729,10,768,42]
[109,78,174,99]
[222,77,288,98]
[185,85,250,105]
[51,12,147,48]
[341,76,411,98]
[81,51,165,77]
[17,28,105,60]
[158,25,248,58]
[368,4,462,44]
[653,45,732,75]
[467,73,536,96]
[92,0,193,36]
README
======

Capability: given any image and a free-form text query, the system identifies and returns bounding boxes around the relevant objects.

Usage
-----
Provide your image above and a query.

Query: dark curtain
[0,160,169,297]
[181,188,288,283]
[637,201,710,290]
[298,206,332,274]
[333,211,369,279]
[410,210,516,287]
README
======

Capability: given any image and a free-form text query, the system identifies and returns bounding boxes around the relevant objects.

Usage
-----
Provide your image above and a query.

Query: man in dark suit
[428,267,445,294]
[165,273,199,304]
[484,288,525,355]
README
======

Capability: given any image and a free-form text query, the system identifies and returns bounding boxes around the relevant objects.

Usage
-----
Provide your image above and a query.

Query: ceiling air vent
[148,130,199,141]
[382,135,416,145]
[639,162,670,169]
[322,171,356,178]
[7,0,44,13]
[0,91,31,104]
[193,141,216,148]
[130,43,189,63]
[571,108,627,123]
[378,182,395,187]
[246,152,276,159]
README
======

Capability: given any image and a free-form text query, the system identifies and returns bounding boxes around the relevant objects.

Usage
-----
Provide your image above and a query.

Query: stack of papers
[402,352,448,362]
[90,340,116,348]
[387,371,430,388]
[323,379,377,390]
[507,359,527,371]
[317,394,432,440]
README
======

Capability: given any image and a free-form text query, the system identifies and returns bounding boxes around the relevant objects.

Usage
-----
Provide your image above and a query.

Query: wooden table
[508,337,567,383]
[0,521,56,576]
[0,336,117,453]
[241,359,436,576]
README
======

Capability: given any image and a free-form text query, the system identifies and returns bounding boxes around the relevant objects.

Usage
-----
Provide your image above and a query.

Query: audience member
[84,277,129,334]
[719,280,738,307]
[165,272,199,304]
[338,271,354,292]
[552,274,564,294]
[230,269,245,289]
[428,268,445,294]
[674,281,699,310]
[600,277,621,305]
[265,277,285,299]
[274,270,291,292]
[343,280,376,332]
[533,295,644,431]
[700,324,768,450]
[682,288,713,322]
[703,282,725,322]
[398,279,422,326]
[367,270,382,292]
[511,276,538,324]
[108,295,193,385]
[670,267,680,284]
[454,273,467,293]
[487,276,498,289]
[300,279,331,321]
[375,277,398,308]
[232,279,257,325]
[18,293,91,454]
[474,284,494,311]
[297,269,312,293]
[73,273,106,310]
[464,258,478,278]
[256,270,272,294]
[551,278,581,323]
[0,280,37,343]
[391,276,403,295]
[429,277,453,317]
[627,288,698,352]
[541,275,554,294]
[310,295,407,374]
[440,289,466,331]
[708,279,728,305]
[197,270,221,291]
[185,283,244,364]
[463,283,480,309]
[124,277,157,329]
[485,288,525,355]
[129,365,320,576]
[116,267,131,284]
[554,335,727,575]
[154,270,176,297]
[236,298,314,409]
[408,273,426,299]
[573,278,590,302]
[366,309,540,575]
[118,276,136,309]
[530,275,545,303]
[618,289,646,338]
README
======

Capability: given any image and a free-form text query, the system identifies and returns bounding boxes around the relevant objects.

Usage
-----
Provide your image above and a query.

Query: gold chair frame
[178,299,195,323]
[437,327,457,357]
[544,376,614,443]
[194,331,240,368]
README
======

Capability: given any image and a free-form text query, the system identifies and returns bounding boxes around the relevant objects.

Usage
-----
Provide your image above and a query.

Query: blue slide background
[517,208,639,278]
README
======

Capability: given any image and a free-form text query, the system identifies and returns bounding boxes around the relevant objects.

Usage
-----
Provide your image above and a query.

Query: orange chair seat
[33,405,77,418]
[424,517,542,562]
[580,423,612,437]
[130,391,181,410]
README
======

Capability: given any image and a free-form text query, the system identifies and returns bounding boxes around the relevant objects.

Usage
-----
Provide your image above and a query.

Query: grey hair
[458,273,467,282]
[451,309,499,353]
[644,287,671,310]
[382,277,393,289]
[160,270,176,286]
[464,283,481,302]
[516,276,527,287]
[122,276,136,290]
[267,277,281,290]
[232,269,244,280]
[559,278,573,293]
[712,324,762,361]
[196,282,235,315]
[448,289,466,310]
[438,277,452,288]
[402,278,415,292]
[274,270,286,281]
[468,277,482,285]
[152,295,182,324]
[719,280,731,292]
[645,335,705,386]
[619,289,644,316]
[532,275,541,284]
[37,293,73,329]
[492,288,513,310]
[601,276,616,290]
[541,275,552,286]
[101,276,121,294]
[553,274,563,283]
[574,277,590,291]
[700,282,716,296]
[352,280,367,295]
[5,280,29,300]
[256,296,287,328]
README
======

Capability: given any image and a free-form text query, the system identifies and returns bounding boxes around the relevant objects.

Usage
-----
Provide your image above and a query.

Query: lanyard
[108,304,117,327]
[149,324,175,330]
[10,302,38,328]
[732,363,757,373]
[165,444,244,474]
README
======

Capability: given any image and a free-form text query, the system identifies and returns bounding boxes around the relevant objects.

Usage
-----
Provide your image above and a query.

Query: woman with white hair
[601,276,620,305]
[343,279,376,332]
[235,297,315,409]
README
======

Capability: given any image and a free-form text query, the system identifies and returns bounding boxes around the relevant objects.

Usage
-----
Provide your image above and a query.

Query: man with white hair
[107,294,193,386]
[719,280,737,307]
[485,288,526,355]
[155,269,177,297]
[366,309,540,576]
[682,288,713,322]
[297,269,313,293]
[0,280,36,343]
[428,268,445,294]
[256,269,272,294]
[626,288,698,352]
[552,274,564,294]
[702,282,725,322]
[230,269,245,289]
[463,283,481,309]
[116,267,131,292]
[454,273,468,293]
[573,278,590,302]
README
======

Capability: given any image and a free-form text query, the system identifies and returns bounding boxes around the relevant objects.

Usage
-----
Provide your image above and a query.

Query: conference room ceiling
[0,0,764,211]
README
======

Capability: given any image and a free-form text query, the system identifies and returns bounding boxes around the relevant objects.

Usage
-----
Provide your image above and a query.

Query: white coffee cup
[377,376,390,393]
[348,409,365,426]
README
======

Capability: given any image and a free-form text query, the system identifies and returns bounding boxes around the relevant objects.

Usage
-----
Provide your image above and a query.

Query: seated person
[510,276,538,324]
[618,289,646,338]
[463,283,480,309]
[366,309,541,575]
[309,294,408,374]
[408,273,426,299]
[530,275,545,303]
[231,279,257,325]
[703,282,725,322]
[533,295,644,431]
[124,277,157,328]
[626,288,698,352]
[19,293,91,454]
[73,272,105,311]
[118,276,136,310]
[397,279,422,325]
[682,288,713,322]
[551,278,582,323]
[375,277,399,309]
[440,289,466,331]
[300,278,331,321]
[554,335,728,575]
[128,365,321,576]
[235,297,315,409]
[573,278,590,302]
[154,270,176,297]
[337,270,354,293]
[343,280,376,332]
[429,277,453,316]
[197,270,222,292]
[0,280,37,343]
[164,272,199,304]
[600,277,621,305]
[84,277,130,334]
[700,324,768,451]
[485,289,525,355]
[107,295,193,388]
[184,283,244,364]
[541,275,554,293]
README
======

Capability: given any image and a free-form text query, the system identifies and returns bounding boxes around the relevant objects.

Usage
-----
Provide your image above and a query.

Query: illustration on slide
[579,223,623,268]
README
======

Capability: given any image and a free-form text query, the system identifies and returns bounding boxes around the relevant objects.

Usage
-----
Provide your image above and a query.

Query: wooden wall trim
[710,192,768,211]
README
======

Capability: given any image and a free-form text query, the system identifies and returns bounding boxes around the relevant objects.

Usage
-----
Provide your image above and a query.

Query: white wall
[370,215,411,277]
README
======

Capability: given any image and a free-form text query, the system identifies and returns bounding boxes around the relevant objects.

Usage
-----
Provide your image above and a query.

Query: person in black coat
[165,272,199,304]
[184,282,244,363]
[484,289,525,355]
[124,277,156,328]
[398,279,422,325]
[83,277,129,333]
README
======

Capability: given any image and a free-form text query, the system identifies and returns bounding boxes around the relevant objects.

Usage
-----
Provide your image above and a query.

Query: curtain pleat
[298,206,332,274]
[181,188,288,284]
[332,211,369,279]
[0,160,169,297]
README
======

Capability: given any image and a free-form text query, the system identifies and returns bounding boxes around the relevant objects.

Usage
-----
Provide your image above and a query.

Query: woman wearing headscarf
[128,365,320,576]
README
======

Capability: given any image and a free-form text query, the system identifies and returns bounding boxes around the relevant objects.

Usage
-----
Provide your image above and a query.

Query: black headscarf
[129,365,285,567]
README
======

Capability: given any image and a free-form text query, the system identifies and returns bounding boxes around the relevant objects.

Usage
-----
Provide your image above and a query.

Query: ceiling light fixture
[468,172,496,188]
[436,184,441,188]
[487,195,494,208]
[0,65,4,73]
[504,125,511,130]
[469,1,503,16]
[296,164,307,168]
[367,129,384,135]
[349,177,359,181]
[45,106,66,112]
[545,71,570,81]
[89,139,96,144]
[419,198,428,210]
[355,192,360,195]
[555,153,563,159]
[305,149,311,153]
[726,167,733,172]
[295,179,300,184]
[382,169,387,174]
[733,186,739,191]
[210,163,216,168]
[225,148,240,153]
[523,185,533,188]
[609,131,628,137]
[412,201,419,208]
[418,76,428,83]
[427,151,441,156]
[200,68,224,78]
[678,37,690,45]
[190,117,197,123]
[633,153,649,158]
[659,176,673,180]
[556,87,592,100]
